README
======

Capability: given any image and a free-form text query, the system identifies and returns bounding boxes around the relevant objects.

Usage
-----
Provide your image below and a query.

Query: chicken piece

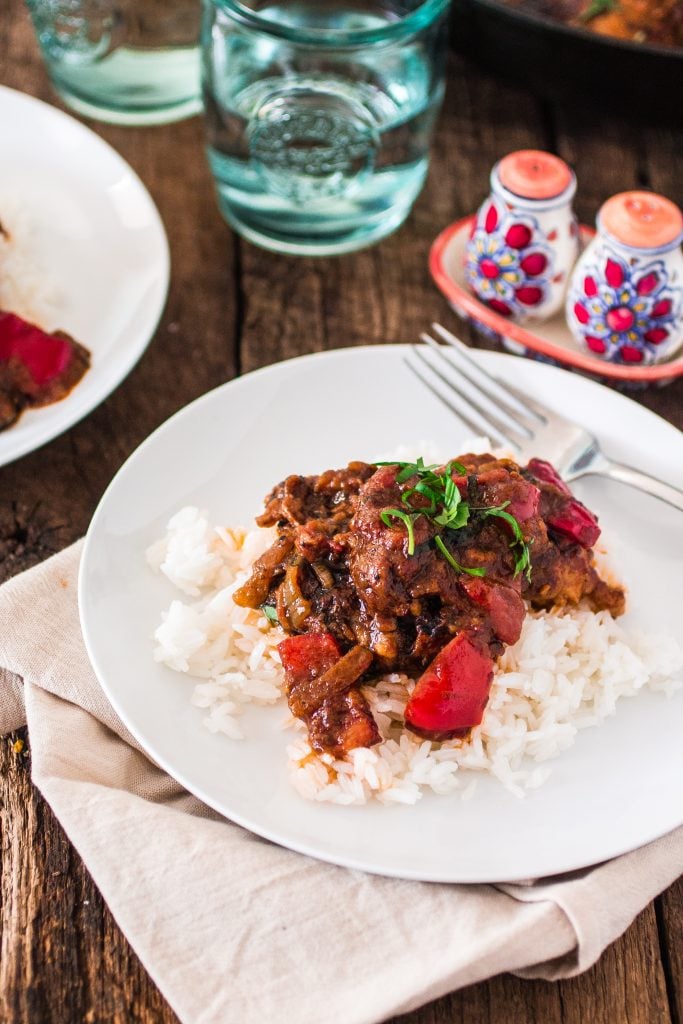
[287,644,373,719]
[232,534,293,608]
[308,689,381,758]
[278,633,379,756]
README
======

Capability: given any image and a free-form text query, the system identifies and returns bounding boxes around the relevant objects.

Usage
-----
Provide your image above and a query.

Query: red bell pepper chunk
[505,478,541,522]
[544,506,601,548]
[459,577,525,645]
[526,458,572,496]
[404,633,494,739]
[277,633,341,690]
[526,458,600,549]
[0,312,74,387]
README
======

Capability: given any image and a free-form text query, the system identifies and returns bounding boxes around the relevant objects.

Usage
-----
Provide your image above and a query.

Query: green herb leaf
[579,0,618,21]
[395,458,440,484]
[443,472,458,508]
[396,465,417,484]
[375,458,474,567]
[402,480,439,514]
[380,508,417,555]
[436,502,470,530]
[260,603,279,625]
[481,501,533,580]
[434,536,487,577]
[373,457,530,581]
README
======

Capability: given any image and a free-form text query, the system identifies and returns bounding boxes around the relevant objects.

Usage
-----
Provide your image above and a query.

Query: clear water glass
[202,0,450,255]
[26,0,202,125]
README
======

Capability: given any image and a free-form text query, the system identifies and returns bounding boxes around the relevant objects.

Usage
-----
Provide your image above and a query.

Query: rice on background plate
[146,445,683,806]
[0,197,62,327]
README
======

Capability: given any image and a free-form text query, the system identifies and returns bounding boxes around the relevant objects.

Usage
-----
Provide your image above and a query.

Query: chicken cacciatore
[233,454,624,759]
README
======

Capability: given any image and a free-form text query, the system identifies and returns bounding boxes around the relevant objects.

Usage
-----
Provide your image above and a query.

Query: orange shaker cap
[497,150,573,200]
[599,191,683,249]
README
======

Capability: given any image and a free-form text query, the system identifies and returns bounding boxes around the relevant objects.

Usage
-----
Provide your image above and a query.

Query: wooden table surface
[1,3,682,1021]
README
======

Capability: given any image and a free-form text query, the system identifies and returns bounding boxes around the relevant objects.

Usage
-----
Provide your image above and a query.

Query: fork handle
[585,458,683,513]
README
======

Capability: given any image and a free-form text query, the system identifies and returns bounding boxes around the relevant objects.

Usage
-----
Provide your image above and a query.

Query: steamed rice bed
[147,504,683,805]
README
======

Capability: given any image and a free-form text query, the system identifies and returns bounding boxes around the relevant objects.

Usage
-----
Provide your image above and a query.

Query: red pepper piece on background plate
[0,312,90,431]
[0,312,75,389]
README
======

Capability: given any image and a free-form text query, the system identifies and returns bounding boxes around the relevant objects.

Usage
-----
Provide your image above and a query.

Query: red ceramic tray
[430,215,683,385]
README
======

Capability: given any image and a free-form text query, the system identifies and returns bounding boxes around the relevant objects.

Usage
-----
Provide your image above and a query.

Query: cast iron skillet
[451,0,683,123]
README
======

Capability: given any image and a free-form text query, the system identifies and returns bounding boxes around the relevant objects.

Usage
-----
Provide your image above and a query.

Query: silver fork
[407,323,683,513]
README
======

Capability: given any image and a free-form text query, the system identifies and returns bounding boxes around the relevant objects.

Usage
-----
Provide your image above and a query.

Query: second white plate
[0,86,169,466]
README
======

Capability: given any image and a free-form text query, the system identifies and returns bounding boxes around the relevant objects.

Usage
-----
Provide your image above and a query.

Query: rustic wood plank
[642,123,683,208]
[388,971,562,1023]
[551,113,643,227]
[659,878,683,1024]
[387,905,672,1024]
[0,730,180,1024]
[554,903,672,1024]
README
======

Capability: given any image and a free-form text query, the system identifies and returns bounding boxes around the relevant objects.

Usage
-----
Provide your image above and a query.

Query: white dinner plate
[79,346,683,882]
[0,86,169,467]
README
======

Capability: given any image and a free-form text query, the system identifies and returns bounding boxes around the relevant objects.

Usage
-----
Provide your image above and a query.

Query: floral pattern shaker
[566,191,683,366]
[465,150,579,321]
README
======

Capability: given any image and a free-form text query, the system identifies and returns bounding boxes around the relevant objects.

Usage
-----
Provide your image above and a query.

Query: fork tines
[407,324,546,453]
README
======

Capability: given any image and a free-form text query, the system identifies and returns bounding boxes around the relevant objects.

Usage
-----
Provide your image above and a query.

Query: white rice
[148,504,683,804]
[0,199,62,326]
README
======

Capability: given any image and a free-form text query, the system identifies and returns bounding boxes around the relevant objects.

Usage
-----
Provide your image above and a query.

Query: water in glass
[202,0,449,254]
[26,0,201,124]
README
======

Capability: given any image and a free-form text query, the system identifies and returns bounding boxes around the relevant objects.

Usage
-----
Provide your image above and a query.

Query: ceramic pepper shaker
[465,149,579,322]
[566,191,683,366]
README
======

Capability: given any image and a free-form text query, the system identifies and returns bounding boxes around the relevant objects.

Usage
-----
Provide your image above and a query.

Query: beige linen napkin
[1,543,681,1024]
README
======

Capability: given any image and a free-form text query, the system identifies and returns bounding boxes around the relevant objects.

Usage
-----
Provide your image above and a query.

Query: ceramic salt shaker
[566,191,683,366]
[465,150,579,321]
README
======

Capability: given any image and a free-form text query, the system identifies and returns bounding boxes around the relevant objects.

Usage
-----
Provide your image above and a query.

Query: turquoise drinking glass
[26,0,202,125]
[201,0,450,255]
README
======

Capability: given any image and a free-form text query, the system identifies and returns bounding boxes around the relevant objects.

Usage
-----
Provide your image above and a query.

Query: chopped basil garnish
[380,508,416,555]
[580,0,618,21]
[374,459,532,580]
[480,501,533,581]
[434,535,486,577]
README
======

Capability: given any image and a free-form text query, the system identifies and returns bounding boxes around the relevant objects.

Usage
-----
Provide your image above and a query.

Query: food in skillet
[501,0,683,46]
[232,454,625,758]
